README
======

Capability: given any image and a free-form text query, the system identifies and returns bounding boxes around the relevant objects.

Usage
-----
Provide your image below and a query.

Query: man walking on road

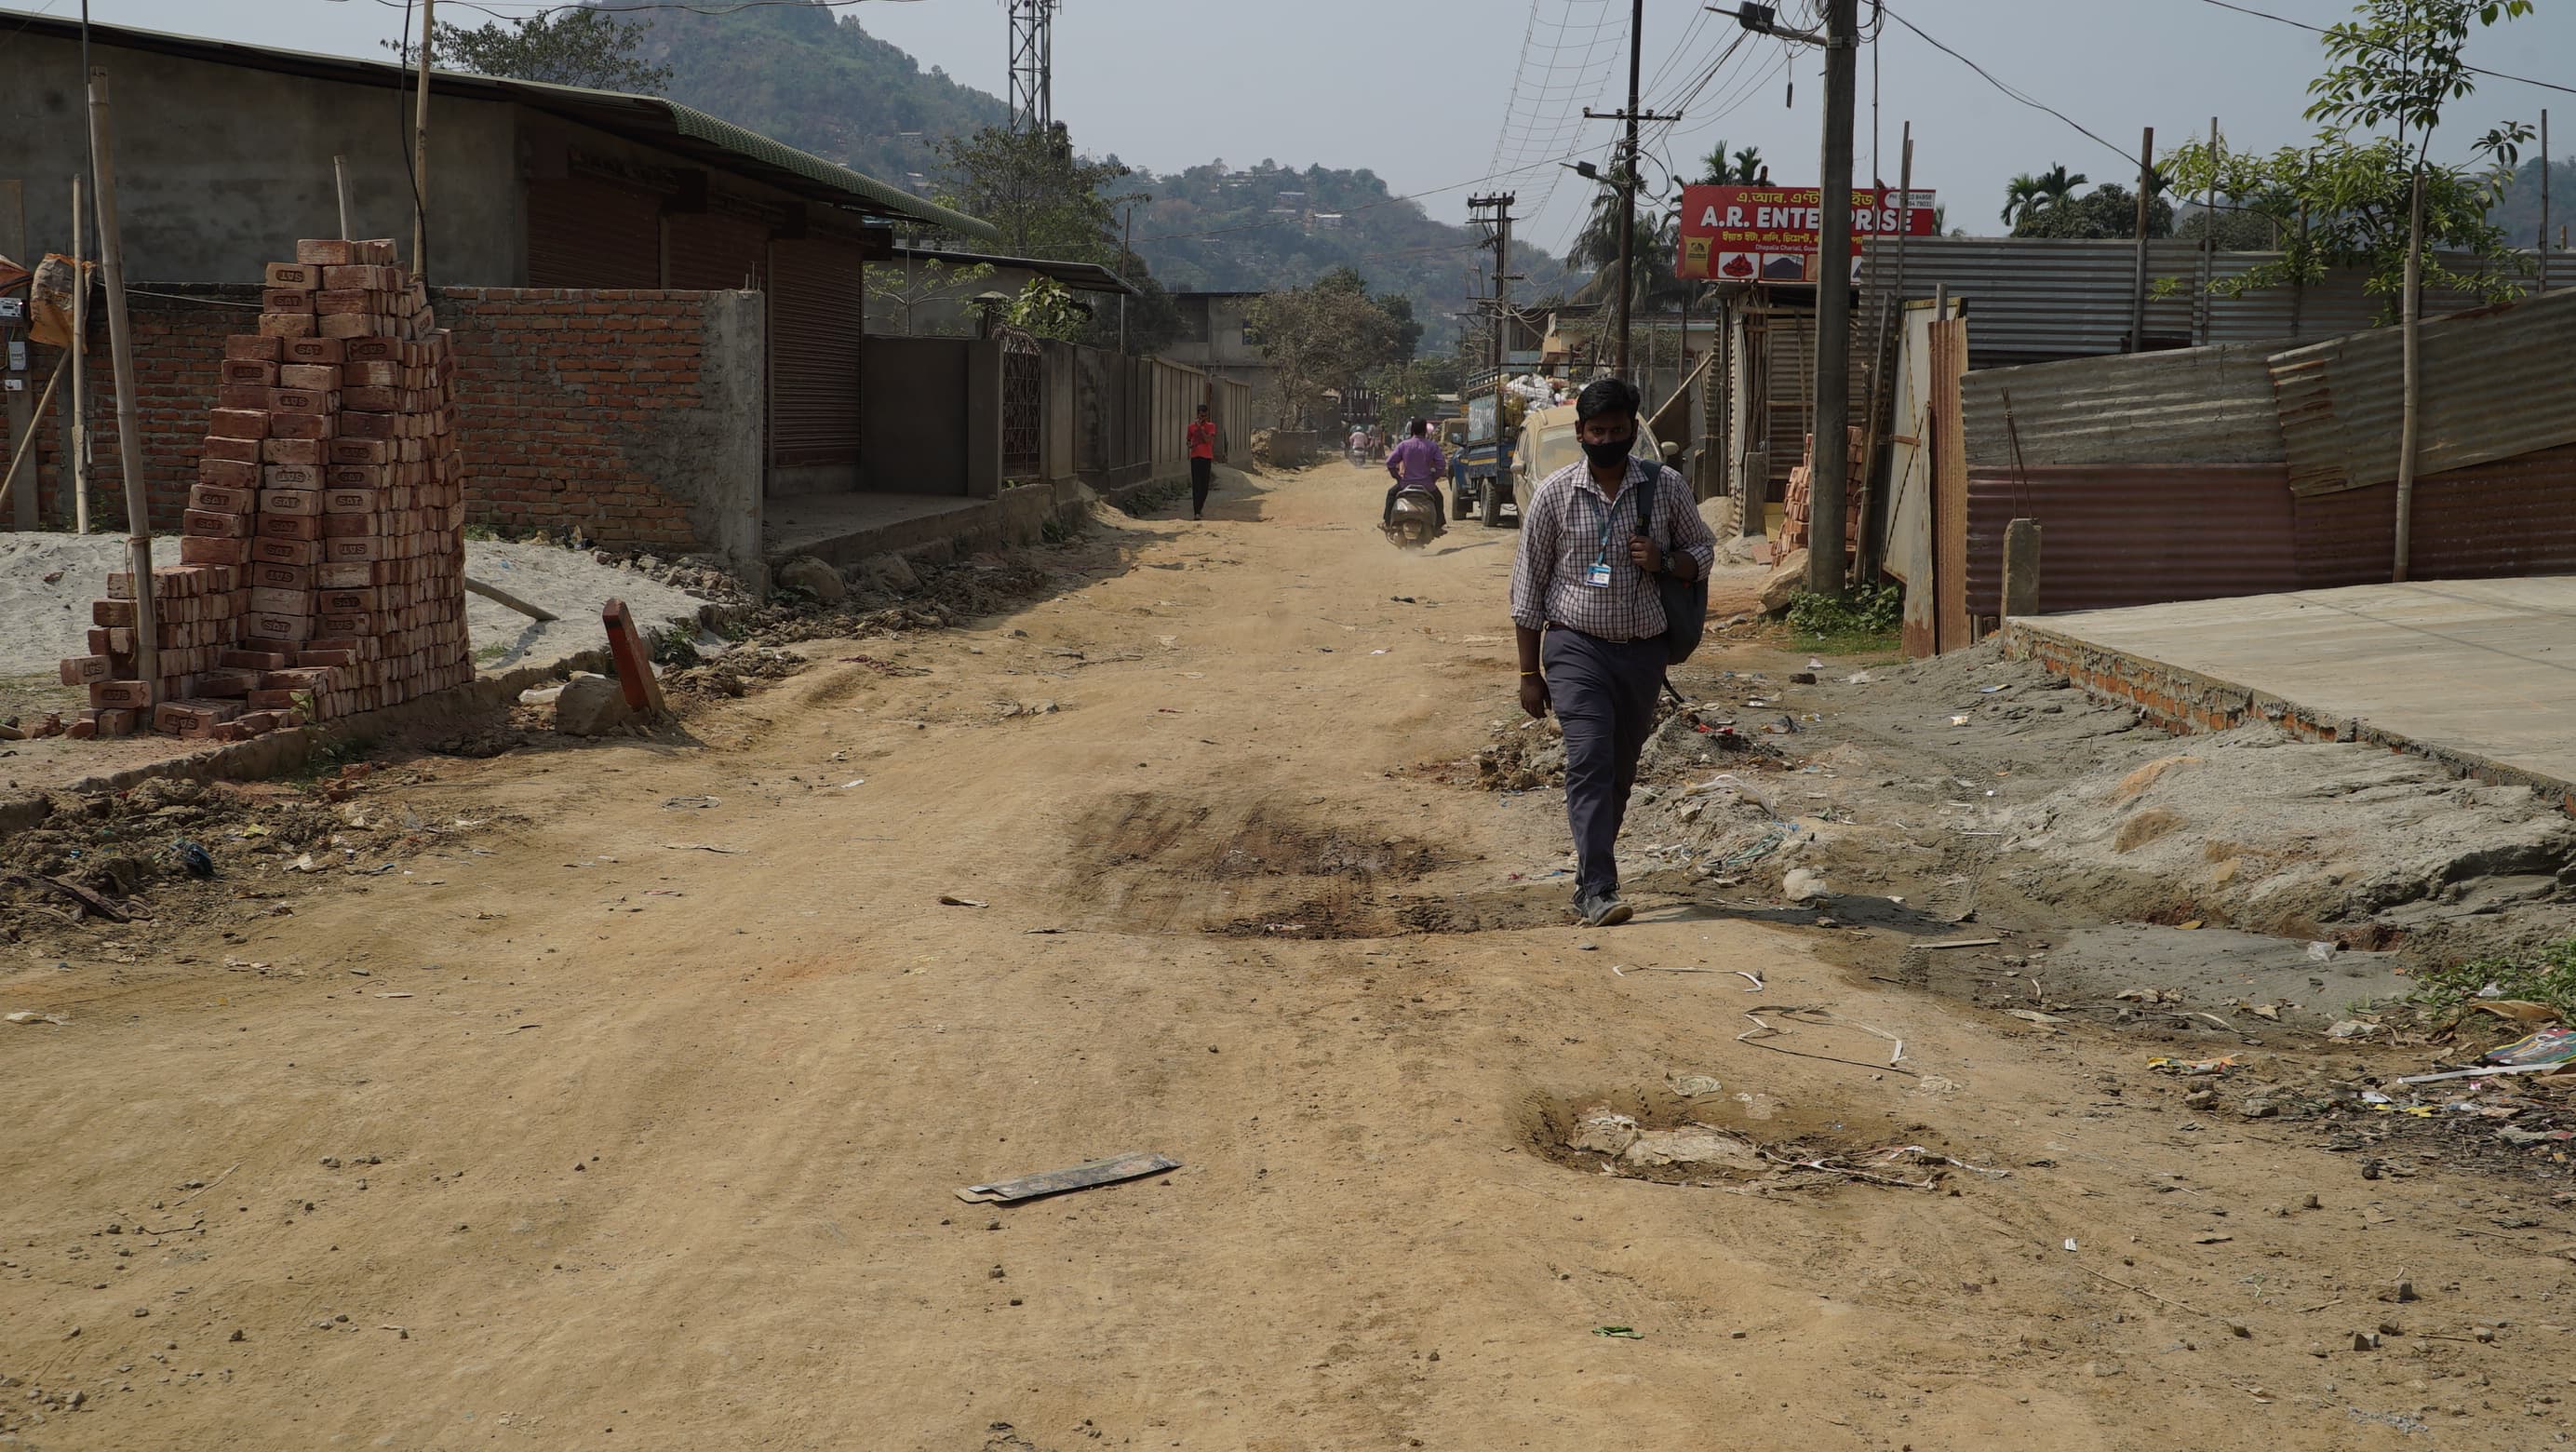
[1509,377,1714,927]
[1381,418,1449,534]
[1187,404,1219,519]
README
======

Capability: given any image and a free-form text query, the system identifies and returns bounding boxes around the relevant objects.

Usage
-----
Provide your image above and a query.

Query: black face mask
[1579,433,1635,470]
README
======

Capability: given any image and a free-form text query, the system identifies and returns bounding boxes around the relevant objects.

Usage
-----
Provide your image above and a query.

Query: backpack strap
[1634,456,1657,543]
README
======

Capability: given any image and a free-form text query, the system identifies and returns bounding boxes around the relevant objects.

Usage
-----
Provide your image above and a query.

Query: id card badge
[1583,562,1615,588]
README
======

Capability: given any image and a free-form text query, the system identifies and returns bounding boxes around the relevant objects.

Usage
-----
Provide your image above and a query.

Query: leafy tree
[2176,205,2281,249]
[1244,273,1412,427]
[2161,133,2526,305]
[395,7,671,92]
[865,257,996,336]
[932,123,1138,262]
[2012,182,2174,240]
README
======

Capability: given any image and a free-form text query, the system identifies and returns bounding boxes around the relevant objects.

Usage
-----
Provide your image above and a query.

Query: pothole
[1518,1087,1993,1191]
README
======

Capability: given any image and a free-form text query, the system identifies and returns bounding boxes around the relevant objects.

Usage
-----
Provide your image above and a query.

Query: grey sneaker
[1576,893,1633,927]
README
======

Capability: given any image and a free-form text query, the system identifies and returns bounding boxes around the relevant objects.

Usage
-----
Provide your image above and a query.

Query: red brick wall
[437,288,708,552]
[3,286,720,555]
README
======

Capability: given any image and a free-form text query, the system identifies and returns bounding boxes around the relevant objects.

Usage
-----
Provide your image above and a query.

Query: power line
[1879,4,2134,166]
[2194,0,2576,99]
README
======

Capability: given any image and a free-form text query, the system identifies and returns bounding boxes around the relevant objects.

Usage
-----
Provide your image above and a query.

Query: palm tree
[2000,173,2045,227]
[1697,141,1765,186]
[2033,163,2088,210]
[1571,170,1684,313]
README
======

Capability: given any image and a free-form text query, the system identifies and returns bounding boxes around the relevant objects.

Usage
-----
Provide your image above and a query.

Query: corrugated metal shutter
[769,236,865,467]
[527,178,662,288]
[666,211,770,291]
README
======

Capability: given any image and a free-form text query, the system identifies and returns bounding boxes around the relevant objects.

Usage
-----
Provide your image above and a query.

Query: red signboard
[1676,184,1938,283]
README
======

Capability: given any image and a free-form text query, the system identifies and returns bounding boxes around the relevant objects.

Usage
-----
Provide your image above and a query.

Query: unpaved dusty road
[5,463,2574,1450]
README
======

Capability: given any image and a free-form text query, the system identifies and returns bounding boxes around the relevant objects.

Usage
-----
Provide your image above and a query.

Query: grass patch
[1786,584,1902,655]
[2408,936,2576,1024]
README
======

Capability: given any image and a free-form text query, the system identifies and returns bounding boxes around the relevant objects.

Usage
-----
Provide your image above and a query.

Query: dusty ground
[5,461,2575,1451]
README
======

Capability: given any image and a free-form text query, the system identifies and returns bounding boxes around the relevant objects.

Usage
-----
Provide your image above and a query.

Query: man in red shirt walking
[1187,404,1219,519]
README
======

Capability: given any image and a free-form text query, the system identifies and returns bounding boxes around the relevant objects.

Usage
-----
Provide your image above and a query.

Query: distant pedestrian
[1508,377,1714,927]
[1187,404,1218,518]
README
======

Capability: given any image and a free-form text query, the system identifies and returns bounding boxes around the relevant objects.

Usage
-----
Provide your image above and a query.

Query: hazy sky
[21,0,2575,257]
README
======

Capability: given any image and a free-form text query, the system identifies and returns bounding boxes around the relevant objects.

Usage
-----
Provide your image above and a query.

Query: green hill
[634,4,1007,195]
[637,3,1570,352]
[1120,160,1575,354]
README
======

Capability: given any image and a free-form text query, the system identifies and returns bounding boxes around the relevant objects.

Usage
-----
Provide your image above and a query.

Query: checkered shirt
[1508,457,1716,640]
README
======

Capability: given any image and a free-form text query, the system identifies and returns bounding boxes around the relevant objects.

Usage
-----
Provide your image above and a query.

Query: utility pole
[1469,194,1517,429]
[2129,126,2153,354]
[411,0,434,281]
[1616,0,1644,376]
[1805,0,1859,597]
[1118,202,1133,354]
[87,68,159,702]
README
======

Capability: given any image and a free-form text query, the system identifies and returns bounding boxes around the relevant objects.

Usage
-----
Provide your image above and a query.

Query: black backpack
[1635,460,1708,665]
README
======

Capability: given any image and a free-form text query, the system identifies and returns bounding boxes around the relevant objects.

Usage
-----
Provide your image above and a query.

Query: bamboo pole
[411,1,434,280]
[0,356,68,512]
[71,172,89,533]
[87,67,159,699]
[334,154,352,241]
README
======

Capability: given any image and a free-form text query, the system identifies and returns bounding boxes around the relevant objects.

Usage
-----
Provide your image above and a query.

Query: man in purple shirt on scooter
[1381,418,1449,535]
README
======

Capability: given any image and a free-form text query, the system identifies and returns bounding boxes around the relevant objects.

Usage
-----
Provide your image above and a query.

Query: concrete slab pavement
[2004,577,2576,805]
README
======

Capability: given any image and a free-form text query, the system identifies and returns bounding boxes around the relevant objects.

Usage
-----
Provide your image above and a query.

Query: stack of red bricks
[1778,429,1866,556]
[59,238,474,742]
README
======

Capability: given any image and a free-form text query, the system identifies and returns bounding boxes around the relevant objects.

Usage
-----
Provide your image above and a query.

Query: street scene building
[2,2,2574,1446]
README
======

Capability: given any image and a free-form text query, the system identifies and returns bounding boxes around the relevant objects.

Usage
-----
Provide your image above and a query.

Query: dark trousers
[1383,481,1445,527]
[1543,625,1665,901]
[1189,457,1214,515]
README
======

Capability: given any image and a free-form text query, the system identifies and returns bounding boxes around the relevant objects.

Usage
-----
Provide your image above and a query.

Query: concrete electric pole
[1805,0,1859,597]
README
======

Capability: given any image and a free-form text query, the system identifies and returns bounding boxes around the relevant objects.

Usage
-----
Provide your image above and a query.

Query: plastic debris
[2147,1055,2241,1077]
[957,1150,1180,1204]
[1592,1325,1644,1339]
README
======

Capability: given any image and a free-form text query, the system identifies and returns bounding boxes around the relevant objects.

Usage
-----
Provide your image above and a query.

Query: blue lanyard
[1582,464,1640,566]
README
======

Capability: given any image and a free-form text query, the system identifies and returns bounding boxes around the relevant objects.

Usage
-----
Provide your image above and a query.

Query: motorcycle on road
[1383,486,1443,550]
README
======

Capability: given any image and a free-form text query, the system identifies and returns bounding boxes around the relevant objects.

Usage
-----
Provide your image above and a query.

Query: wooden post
[2002,518,2042,621]
[70,172,89,533]
[333,154,352,241]
[601,599,668,718]
[2194,117,2217,348]
[2541,110,2552,295]
[411,1,434,281]
[87,68,160,699]
[1,181,32,530]
[2129,126,2154,353]
[0,356,68,512]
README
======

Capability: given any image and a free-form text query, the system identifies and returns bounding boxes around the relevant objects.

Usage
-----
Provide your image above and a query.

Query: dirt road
[5,462,2572,1450]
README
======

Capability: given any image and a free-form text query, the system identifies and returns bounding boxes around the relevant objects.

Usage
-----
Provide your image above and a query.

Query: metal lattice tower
[1008,0,1057,131]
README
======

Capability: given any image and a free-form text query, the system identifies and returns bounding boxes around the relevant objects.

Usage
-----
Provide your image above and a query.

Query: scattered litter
[1611,964,1721,976]
[937,894,989,908]
[284,854,318,873]
[957,1150,1179,1204]
[1805,657,1825,670]
[375,992,414,1000]
[1738,1004,1910,1073]
[1845,670,1874,685]
[6,1011,68,1026]
[1732,971,1764,991]
[2194,1234,2234,1244]
[1592,1325,1644,1339]
[661,796,719,810]
[2064,1239,2079,1253]
[1781,867,1828,902]
[1948,715,1970,726]
[1669,1074,1724,1096]
[2004,1009,2068,1027]
[1921,936,2003,950]
[660,843,743,854]
[2306,940,2339,961]
[1025,927,1067,935]
[2147,1055,2242,1078]
[1369,649,1389,656]
[1978,685,2006,694]
[2326,1019,2381,1041]
[838,779,866,789]
[1873,1145,2010,1178]
[2481,1026,2576,1069]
